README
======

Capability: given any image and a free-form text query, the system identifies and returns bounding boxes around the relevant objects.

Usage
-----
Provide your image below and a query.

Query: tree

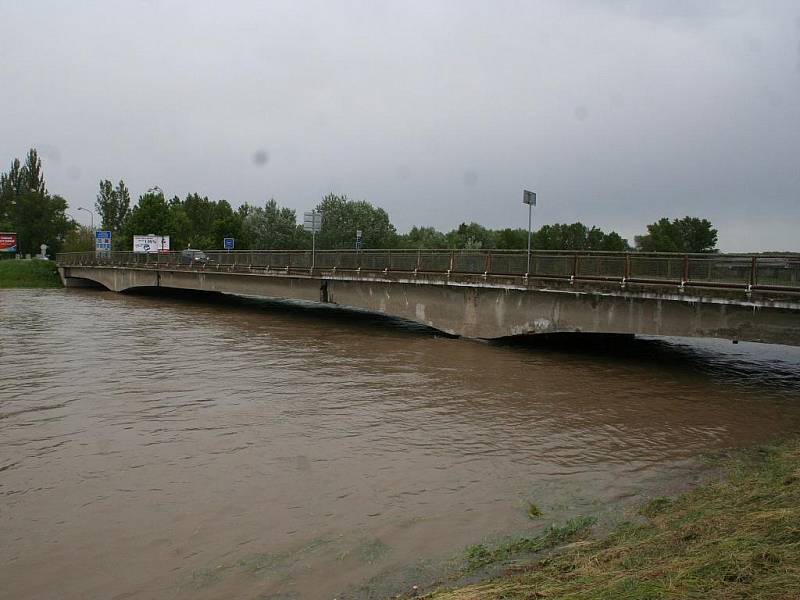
[635,217,718,253]
[240,199,303,249]
[0,149,70,255]
[167,195,191,250]
[120,189,172,250]
[445,222,497,249]
[211,199,243,249]
[0,159,22,230]
[315,194,397,249]
[180,193,215,248]
[12,191,70,255]
[495,228,528,250]
[397,226,448,249]
[96,179,131,243]
[598,231,630,251]
[21,148,46,196]
[61,222,96,252]
[533,223,630,251]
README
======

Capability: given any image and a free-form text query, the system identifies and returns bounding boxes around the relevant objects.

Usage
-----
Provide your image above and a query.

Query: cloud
[1,0,798,251]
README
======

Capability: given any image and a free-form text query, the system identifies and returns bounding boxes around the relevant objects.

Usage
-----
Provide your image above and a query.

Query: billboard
[0,232,17,253]
[133,235,170,253]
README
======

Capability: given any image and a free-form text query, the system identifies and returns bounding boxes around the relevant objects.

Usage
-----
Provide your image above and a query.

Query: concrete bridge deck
[56,250,800,346]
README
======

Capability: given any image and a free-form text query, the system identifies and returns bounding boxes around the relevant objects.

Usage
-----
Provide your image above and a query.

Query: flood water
[2,288,800,599]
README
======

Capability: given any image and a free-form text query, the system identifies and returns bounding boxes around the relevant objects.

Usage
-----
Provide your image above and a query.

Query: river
[2,288,799,599]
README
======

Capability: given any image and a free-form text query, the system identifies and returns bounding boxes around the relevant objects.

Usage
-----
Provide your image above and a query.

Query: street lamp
[77,207,95,230]
[523,190,537,274]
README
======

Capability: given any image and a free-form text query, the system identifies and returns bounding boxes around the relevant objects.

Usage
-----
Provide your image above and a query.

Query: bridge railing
[56,249,800,292]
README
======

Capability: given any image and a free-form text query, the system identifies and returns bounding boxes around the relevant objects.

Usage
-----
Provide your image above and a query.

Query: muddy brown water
[2,288,800,599]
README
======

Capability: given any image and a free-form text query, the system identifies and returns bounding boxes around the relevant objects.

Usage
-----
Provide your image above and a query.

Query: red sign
[0,232,17,253]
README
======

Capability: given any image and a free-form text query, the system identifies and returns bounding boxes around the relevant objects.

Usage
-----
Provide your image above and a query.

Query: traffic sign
[523,190,537,206]
[95,230,112,253]
[356,229,363,250]
[303,211,322,233]
[223,237,235,250]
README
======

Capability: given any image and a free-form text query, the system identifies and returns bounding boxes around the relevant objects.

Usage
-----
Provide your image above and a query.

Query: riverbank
[425,437,800,599]
[0,259,62,288]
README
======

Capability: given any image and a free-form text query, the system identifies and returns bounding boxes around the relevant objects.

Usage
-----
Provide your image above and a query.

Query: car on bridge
[180,249,212,265]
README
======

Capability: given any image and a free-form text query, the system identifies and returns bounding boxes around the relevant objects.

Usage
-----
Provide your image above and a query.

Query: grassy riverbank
[0,259,62,288]
[426,438,800,600]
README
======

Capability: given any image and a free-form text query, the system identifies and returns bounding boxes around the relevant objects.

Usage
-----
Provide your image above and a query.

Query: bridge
[56,249,800,346]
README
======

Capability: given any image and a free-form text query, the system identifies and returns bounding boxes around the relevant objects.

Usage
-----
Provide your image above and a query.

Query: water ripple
[1,288,799,600]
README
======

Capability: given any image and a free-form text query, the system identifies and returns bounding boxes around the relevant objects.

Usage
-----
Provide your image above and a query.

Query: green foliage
[119,189,172,250]
[397,226,448,249]
[315,193,397,249]
[0,259,62,288]
[0,149,71,255]
[495,228,528,250]
[635,216,718,253]
[535,222,630,251]
[397,222,629,251]
[95,179,130,240]
[61,223,96,253]
[170,193,242,250]
[446,222,497,249]
[240,198,306,249]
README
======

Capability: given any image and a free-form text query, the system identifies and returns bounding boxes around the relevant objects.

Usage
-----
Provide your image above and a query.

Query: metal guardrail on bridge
[56,249,800,293]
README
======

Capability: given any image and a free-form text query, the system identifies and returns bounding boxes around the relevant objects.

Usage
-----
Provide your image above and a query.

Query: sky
[1,0,799,251]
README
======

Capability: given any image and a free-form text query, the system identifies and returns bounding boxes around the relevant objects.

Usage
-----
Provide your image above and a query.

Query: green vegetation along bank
[0,259,62,288]
[426,437,800,600]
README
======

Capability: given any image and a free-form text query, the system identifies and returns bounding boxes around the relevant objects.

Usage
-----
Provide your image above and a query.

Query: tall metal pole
[523,190,536,275]
[526,201,532,274]
[311,227,316,270]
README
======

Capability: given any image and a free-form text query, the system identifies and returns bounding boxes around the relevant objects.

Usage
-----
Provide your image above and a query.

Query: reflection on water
[1,288,799,599]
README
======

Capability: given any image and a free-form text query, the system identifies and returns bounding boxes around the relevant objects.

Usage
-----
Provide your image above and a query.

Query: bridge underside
[60,266,800,346]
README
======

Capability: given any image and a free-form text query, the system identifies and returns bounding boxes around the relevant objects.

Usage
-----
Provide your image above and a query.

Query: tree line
[0,148,719,256]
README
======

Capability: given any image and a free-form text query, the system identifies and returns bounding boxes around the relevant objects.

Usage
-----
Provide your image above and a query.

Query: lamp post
[523,190,537,274]
[77,207,95,230]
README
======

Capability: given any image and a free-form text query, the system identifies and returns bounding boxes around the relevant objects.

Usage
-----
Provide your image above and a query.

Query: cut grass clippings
[427,438,800,600]
[0,259,62,288]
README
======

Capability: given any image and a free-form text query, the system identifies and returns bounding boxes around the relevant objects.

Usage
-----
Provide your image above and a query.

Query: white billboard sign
[133,235,170,253]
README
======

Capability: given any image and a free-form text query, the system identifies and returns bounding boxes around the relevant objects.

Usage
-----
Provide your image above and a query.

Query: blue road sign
[223,238,235,250]
[95,230,112,252]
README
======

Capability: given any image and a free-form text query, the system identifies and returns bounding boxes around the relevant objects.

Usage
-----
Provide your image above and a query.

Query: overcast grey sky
[2,0,798,250]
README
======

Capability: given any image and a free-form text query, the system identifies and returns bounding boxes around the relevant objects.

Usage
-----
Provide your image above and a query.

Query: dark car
[181,249,211,265]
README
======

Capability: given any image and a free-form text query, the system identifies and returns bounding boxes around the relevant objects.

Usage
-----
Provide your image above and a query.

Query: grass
[464,516,597,571]
[426,438,800,600]
[0,259,62,288]
[527,502,543,519]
